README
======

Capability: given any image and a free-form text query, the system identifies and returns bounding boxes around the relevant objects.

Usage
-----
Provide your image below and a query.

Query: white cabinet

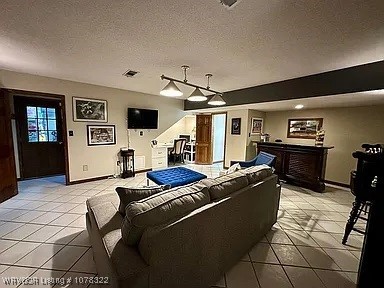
[151,146,168,170]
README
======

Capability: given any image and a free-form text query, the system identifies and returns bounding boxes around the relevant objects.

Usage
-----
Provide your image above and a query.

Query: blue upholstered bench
[147,167,207,188]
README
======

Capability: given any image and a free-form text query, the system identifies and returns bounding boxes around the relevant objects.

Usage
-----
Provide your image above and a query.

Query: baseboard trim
[324,180,350,189]
[68,175,113,185]
[68,169,152,185]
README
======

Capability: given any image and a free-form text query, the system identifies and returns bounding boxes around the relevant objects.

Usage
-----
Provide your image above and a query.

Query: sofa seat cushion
[121,182,210,246]
[116,185,171,215]
[241,164,273,184]
[200,171,249,200]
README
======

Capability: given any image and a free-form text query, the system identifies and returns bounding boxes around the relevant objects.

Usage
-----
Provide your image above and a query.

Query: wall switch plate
[69,130,74,136]
[83,165,88,171]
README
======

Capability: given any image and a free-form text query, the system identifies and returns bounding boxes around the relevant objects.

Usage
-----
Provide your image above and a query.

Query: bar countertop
[253,141,334,150]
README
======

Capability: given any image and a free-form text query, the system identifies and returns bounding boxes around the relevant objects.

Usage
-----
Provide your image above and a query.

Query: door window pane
[37,107,47,118]
[27,106,58,143]
[28,131,38,142]
[47,108,56,119]
[27,106,37,118]
[28,119,37,131]
[38,119,47,130]
[48,119,56,130]
[48,131,57,142]
[39,131,48,142]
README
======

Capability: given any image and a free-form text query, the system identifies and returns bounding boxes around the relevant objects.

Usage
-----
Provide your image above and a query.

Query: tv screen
[128,108,158,129]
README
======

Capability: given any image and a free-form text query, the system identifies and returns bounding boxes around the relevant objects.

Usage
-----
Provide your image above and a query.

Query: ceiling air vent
[219,0,241,9]
[123,70,139,78]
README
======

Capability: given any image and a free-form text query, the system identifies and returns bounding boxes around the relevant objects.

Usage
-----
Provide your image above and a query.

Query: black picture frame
[231,118,241,135]
[73,97,108,122]
[87,125,116,146]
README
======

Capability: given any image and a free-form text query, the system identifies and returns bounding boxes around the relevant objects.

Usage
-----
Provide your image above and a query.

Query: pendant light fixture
[160,80,183,97]
[160,65,226,105]
[208,93,226,106]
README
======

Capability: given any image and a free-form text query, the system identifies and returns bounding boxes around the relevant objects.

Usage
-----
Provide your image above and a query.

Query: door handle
[59,142,63,145]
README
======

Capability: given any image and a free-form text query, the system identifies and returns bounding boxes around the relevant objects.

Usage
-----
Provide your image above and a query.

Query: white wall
[0,69,185,182]
[155,115,196,144]
[264,106,384,184]
[224,109,249,167]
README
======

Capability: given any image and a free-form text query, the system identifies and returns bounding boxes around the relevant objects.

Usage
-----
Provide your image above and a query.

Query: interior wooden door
[14,96,65,179]
[0,89,18,203]
[195,114,212,164]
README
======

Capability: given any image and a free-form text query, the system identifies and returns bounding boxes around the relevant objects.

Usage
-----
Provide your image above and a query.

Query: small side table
[120,149,135,178]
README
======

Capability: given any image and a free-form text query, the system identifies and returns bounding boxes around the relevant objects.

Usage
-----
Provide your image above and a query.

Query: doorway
[212,113,226,164]
[8,90,69,184]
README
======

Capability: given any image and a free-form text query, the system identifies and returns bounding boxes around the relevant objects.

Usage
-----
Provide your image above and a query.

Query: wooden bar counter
[255,141,334,192]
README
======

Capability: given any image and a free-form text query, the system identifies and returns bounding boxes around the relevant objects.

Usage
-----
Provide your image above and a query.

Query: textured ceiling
[1,0,384,99]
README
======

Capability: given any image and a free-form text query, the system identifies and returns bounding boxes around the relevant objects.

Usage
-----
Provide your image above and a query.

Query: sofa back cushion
[241,164,273,184]
[116,185,171,215]
[200,171,249,200]
[121,182,210,246]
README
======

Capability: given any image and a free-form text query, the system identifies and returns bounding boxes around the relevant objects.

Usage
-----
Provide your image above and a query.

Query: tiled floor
[0,163,363,287]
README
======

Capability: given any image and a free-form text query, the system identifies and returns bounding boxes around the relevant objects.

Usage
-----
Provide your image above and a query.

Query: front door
[195,114,212,164]
[14,96,65,179]
[0,89,18,202]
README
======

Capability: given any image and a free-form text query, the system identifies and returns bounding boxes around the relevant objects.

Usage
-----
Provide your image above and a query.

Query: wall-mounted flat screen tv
[127,108,158,129]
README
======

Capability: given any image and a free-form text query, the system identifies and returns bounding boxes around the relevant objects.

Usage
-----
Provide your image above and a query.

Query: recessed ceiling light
[295,104,304,109]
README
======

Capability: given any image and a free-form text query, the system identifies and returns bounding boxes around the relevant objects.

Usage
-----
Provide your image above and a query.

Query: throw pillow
[225,162,241,175]
[116,184,171,215]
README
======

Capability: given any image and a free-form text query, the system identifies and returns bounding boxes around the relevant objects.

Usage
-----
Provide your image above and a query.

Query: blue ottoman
[147,167,207,188]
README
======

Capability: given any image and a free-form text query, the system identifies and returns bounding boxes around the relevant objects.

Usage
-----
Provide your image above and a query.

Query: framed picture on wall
[250,118,263,135]
[287,118,323,139]
[231,118,241,135]
[87,125,116,146]
[73,97,108,122]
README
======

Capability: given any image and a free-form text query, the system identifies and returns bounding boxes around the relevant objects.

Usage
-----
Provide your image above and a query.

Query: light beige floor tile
[55,203,79,213]
[11,210,46,222]
[0,239,18,254]
[2,223,44,240]
[0,265,37,288]
[266,229,294,245]
[35,202,62,212]
[42,245,87,270]
[315,269,356,288]
[249,242,279,264]
[226,261,260,288]
[323,248,360,272]
[284,266,325,288]
[0,241,40,264]
[271,244,309,267]
[344,272,358,284]
[297,246,340,270]
[24,225,64,242]
[0,264,10,273]
[49,213,82,226]
[16,243,65,267]
[70,248,97,273]
[68,230,91,247]
[45,227,83,244]
[285,229,319,247]
[253,263,292,288]
[30,212,64,225]
[308,232,346,249]
[0,222,24,237]
[68,215,86,228]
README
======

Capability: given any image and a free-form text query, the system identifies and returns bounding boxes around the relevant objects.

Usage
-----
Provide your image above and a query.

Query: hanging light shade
[187,88,207,102]
[208,93,226,106]
[160,80,183,97]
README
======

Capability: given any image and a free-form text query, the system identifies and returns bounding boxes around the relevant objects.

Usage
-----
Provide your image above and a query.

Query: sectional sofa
[86,165,281,288]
